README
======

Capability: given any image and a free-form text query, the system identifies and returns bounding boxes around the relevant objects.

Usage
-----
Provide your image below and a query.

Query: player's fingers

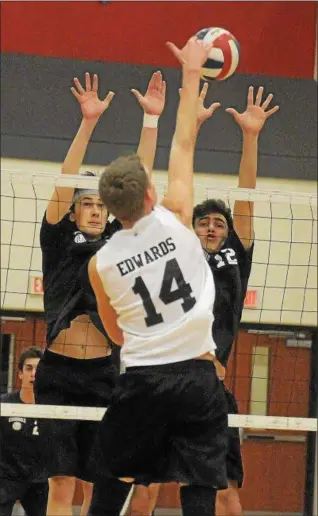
[73,77,85,95]
[154,71,162,90]
[247,86,254,106]
[131,89,144,103]
[71,87,81,101]
[255,86,264,106]
[92,74,98,93]
[225,107,239,120]
[166,42,184,63]
[265,105,279,118]
[161,80,166,97]
[209,102,221,113]
[262,93,274,110]
[85,72,92,92]
[148,72,157,91]
[103,91,115,106]
[199,82,209,100]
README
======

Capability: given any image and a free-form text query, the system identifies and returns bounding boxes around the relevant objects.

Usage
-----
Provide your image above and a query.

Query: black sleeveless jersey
[205,230,254,367]
[0,391,47,482]
[40,212,121,346]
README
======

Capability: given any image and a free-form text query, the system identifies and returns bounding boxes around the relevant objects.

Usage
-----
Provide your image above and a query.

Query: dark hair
[99,154,149,221]
[192,199,233,229]
[18,347,43,371]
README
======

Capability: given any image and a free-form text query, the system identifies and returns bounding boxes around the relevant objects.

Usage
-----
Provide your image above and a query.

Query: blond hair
[99,154,149,221]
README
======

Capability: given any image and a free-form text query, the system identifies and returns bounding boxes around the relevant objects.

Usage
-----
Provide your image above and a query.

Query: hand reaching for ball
[166,36,214,72]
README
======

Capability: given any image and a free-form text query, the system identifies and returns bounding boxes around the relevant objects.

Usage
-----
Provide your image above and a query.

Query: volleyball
[196,27,240,81]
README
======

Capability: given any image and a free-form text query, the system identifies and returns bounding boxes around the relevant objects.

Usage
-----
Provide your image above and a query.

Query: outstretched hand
[196,82,221,127]
[226,86,279,135]
[131,71,166,116]
[166,36,212,71]
[179,81,220,128]
[71,72,115,121]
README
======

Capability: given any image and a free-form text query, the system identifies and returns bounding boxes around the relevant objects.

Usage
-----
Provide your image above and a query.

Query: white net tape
[0,403,316,431]
[2,169,318,205]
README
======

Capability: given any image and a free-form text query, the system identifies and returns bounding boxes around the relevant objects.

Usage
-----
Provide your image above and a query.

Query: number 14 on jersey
[132,258,196,327]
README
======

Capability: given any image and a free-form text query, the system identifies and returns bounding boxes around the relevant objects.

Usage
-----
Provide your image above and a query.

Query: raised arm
[226,86,279,248]
[46,73,114,224]
[161,38,213,227]
[133,71,166,181]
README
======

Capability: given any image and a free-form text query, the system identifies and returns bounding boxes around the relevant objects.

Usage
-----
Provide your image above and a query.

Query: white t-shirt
[96,205,216,367]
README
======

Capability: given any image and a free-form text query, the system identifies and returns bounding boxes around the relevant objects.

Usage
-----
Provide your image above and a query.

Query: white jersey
[96,205,216,367]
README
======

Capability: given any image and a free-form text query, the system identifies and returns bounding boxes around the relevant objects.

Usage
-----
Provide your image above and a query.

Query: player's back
[96,205,217,367]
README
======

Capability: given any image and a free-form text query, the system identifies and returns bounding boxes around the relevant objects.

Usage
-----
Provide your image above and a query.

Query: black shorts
[0,479,48,516]
[222,383,244,488]
[34,349,118,482]
[93,359,228,490]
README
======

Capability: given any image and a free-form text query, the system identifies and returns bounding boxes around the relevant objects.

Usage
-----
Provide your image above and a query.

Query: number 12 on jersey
[132,258,196,327]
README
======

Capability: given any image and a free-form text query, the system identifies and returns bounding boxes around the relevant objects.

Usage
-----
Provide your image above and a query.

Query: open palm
[226,86,279,135]
[132,71,166,116]
[178,82,220,128]
[196,82,220,127]
[71,73,114,121]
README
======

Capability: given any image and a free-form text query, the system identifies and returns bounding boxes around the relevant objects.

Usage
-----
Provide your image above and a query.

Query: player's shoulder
[225,229,254,256]
[225,228,244,249]
[40,211,74,249]
[41,211,72,230]
[0,390,21,403]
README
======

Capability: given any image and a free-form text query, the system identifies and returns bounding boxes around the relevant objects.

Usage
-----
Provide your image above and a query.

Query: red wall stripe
[1,1,316,78]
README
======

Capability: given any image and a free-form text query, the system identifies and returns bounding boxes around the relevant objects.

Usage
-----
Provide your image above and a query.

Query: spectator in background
[0,346,48,516]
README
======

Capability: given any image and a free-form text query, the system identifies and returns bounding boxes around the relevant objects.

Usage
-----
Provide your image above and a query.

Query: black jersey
[0,391,47,482]
[40,212,121,346]
[205,229,254,367]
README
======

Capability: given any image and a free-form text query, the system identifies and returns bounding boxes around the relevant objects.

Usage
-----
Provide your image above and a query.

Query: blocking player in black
[192,85,279,516]
[0,347,48,516]
[34,71,166,516]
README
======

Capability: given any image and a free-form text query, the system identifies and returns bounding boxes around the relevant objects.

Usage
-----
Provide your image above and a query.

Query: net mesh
[1,171,317,325]
[1,170,317,515]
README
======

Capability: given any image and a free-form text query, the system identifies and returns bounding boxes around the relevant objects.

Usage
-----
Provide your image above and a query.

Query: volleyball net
[0,170,317,513]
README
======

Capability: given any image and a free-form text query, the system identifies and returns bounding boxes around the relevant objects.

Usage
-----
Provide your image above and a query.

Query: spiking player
[88,37,228,516]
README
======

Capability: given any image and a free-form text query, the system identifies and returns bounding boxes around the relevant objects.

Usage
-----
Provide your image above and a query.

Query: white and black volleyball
[196,27,240,81]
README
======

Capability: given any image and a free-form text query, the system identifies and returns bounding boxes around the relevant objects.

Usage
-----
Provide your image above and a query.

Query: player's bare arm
[161,38,213,228]
[46,72,114,224]
[88,256,124,346]
[134,71,166,180]
[226,86,279,248]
